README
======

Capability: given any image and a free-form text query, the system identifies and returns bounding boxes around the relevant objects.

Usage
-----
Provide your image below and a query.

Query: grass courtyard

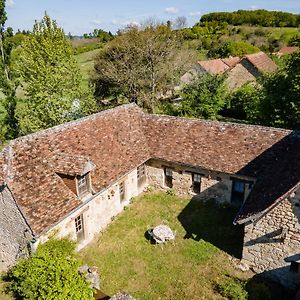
[80,192,255,299]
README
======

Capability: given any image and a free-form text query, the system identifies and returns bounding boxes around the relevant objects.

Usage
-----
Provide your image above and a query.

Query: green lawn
[80,192,253,299]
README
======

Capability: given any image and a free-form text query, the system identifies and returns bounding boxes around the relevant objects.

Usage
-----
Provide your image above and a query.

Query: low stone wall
[242,188,300,290]
[0,186,32,271]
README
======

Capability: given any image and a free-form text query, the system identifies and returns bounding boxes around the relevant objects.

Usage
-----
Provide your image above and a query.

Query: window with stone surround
[164,167,173,188]
[192,173,201,194]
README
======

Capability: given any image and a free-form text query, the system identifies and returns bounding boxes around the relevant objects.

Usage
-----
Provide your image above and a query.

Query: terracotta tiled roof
[244,52,277,73]
[1,104,150,235]
[50,153,96,176]
[0,104,299,233]
[198,59,229,75]
[142,114,290,175]
[278,46,299,55]
[198,57,240,75]
[235,132,300,223]
[142,114,299,223]
[222,57,240,68]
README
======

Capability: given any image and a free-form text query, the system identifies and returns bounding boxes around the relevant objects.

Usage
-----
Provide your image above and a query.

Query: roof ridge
[146,112,293,134]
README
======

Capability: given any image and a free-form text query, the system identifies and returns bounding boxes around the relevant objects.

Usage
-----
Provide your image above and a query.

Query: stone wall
[242,188,300,290]
[226,63,257,90]
[146,159,253,204]
[39,165,148,250]
[0,185,32,272]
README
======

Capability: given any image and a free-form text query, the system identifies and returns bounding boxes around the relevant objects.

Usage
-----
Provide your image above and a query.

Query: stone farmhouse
[1,104,300,289]
[181,51,277,90]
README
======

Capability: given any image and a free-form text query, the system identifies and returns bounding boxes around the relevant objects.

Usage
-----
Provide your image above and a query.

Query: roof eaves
[234,181,300,225]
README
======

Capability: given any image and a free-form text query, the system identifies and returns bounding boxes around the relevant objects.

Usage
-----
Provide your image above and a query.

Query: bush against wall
[6,238,93,300]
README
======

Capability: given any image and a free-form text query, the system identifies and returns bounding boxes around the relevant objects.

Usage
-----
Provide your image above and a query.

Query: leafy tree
[0,0,19,142]
[225,83,261,122]
[6,238,94,300]
[259,50,300,129]
[289,34,300,47]
[201,10,300,27]
[211,41,260,58]
[92,23,196,111]
[178,74,226,119]
[16,14,97,135]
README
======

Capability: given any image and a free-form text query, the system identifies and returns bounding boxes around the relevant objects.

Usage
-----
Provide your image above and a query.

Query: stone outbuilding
[1,104,300,291]
[180,51,277,90]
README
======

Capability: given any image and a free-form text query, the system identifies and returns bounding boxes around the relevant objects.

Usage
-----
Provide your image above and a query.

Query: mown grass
[80,192,251,299]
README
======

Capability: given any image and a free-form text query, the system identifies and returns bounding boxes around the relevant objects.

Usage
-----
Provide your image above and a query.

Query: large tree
[178,74,227,119]
[259,50,300,129]
[92,23,196,111]
[0,0,19,141]
[16,14,97,135]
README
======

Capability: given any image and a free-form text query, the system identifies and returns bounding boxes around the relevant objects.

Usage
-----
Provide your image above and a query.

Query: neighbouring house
[180,57,240,85]
[225,51,278,90]
[274,46,299,57]
[1,104,300,291]
[180,52,277,90]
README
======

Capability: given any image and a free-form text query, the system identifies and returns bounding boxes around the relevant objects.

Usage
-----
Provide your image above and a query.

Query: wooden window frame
[137,164,146,186]
[75,214,85,241]
[231,180,245,205]
[119,181,126,203]
[77,174,90,197]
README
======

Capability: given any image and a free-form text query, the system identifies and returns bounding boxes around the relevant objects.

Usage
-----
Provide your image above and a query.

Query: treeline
[200,10,300,27]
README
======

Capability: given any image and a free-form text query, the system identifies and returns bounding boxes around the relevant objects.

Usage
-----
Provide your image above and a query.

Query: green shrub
[217,277,248,300]
[6,238,93,300]
[212,41,260,58]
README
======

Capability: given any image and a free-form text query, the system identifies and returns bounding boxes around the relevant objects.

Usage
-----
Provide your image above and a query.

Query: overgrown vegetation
[5,238,93,300]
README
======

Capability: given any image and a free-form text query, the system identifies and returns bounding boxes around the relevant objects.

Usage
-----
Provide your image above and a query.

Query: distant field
[75,49,99,85]
[236,26,299,42]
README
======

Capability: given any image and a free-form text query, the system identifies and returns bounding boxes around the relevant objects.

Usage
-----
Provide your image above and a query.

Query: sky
[5,0,300,35]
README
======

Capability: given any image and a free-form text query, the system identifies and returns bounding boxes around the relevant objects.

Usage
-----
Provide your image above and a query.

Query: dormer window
[53,153,96,198]
[77,174,90,197]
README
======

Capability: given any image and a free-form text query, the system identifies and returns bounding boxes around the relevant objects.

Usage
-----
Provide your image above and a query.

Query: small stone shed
[0,104,300,290]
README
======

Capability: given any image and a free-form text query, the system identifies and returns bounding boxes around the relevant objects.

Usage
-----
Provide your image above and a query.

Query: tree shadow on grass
[178,195,244,259]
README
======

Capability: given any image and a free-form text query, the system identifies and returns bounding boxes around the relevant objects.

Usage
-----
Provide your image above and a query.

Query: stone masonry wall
[146,159,253,204]
[243,188,300,290]
[0,186,32,272]
[39,166,148,251]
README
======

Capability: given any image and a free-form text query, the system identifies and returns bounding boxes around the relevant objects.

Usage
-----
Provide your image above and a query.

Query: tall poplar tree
[0,0,19,141]
[16,14,97,135]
